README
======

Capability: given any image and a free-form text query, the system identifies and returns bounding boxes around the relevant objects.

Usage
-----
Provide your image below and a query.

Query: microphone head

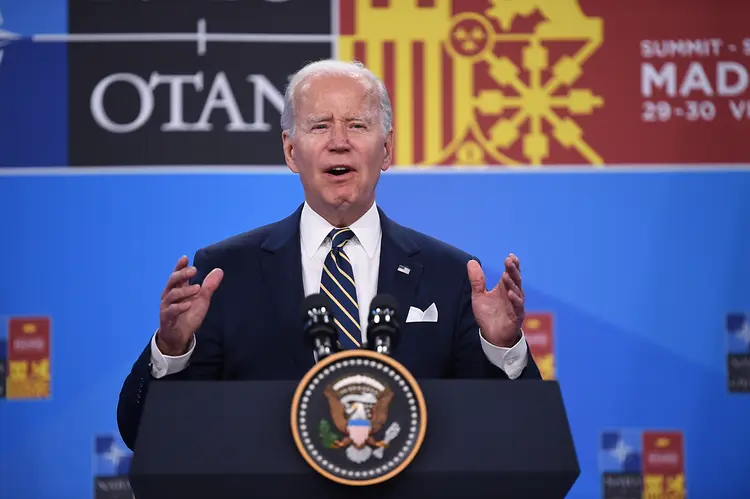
[302,293,338,360]
[301,293,334,322]
[369,293,398,315]
[366,294,399,355]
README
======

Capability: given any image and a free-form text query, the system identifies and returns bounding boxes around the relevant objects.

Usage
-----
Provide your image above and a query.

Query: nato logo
[0,3,68,167]
[94,434,133,499]
[599,430,643,499]
[727,313,750,393]
[0,8,18,66]
[599,429,687,498]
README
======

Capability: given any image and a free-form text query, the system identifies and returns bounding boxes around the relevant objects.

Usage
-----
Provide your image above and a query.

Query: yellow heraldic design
[536,354,555,381]
[338,0,605,166]
[487,0,602,37]
[655,437,671,448]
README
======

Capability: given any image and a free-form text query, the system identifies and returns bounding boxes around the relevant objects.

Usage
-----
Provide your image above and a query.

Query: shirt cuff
[479,328,529,380]
[150,331,195,379]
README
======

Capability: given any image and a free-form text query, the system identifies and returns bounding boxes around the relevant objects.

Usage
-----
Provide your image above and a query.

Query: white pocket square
[405,303,438,323]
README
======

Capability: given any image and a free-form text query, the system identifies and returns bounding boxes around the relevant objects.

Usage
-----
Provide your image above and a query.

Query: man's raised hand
[157,255,223,356]
[467,254,525,348]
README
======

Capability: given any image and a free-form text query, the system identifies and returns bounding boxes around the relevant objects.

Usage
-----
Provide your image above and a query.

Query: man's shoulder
[389,218,477,267]
[198,225,270,256]
[193,208,300,265]
[390,222,477,290]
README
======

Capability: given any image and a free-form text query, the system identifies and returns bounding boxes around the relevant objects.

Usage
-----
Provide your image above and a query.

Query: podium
[129,378,579,499]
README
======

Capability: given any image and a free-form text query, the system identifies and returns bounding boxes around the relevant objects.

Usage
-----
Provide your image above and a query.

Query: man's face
[282,73,393,221]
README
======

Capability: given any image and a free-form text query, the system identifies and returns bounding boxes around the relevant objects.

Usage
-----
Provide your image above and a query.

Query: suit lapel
[260,204,313,371]
[376,208,422,327]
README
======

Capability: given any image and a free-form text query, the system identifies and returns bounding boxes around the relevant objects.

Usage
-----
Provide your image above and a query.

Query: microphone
[302,293,339,361]
[365,294,400,356]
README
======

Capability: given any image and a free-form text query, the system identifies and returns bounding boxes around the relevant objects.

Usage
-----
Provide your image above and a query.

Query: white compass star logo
[736,319,750,347]
[0,8,22,68]
[0,8,21,67]
[103,440,128,469]
[610,438,632,463]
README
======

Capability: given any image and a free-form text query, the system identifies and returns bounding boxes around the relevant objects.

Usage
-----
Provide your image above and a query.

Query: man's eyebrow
[304,113,375,125]
[306,114,331,123]
[345,114,374,124]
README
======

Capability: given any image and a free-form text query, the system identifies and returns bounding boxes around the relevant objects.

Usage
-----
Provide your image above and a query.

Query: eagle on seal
[323,378,394,462]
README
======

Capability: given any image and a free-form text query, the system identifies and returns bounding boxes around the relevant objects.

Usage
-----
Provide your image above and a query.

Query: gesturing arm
[117,250,225,450]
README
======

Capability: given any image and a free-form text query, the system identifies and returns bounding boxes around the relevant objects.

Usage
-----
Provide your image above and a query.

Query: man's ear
[381,128,394,172]
[282,130,299,173]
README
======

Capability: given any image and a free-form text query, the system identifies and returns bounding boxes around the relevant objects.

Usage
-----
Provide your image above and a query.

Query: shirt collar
[300,201,381,260]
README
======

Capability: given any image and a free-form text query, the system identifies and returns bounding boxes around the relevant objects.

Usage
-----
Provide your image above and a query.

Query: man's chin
[308,192,373,225]
[324,187,359,207]
[326,197,356,211]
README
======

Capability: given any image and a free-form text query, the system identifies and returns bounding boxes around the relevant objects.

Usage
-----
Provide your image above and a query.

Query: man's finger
[509,253,520,272]
[467,260,486,294]
[163,266,197,297]
[162,256,191,297]
[198,268,224,300]
[505,257,522,288]
[162,301,192,320]
[173,255,189,272]
[508,290,524,310]
[502,272,523,299]
[163,284,201,306]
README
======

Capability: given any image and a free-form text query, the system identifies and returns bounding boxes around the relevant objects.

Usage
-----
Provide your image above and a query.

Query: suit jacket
[117,204,541,450]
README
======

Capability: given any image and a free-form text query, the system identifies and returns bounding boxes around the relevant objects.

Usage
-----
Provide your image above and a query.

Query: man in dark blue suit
[117,59,541,451]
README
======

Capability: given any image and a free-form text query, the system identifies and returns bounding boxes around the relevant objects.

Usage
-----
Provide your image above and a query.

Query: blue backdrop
[1,169,749,498]
[2,0,750,497]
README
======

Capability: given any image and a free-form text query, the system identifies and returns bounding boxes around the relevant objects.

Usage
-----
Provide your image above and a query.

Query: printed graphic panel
[338,0,750,166]
[6,317,51,400]
[599,429,643,499]
[0,322,6,399]
[727,313,750,393]
[599,429,687,499]
[67,0,333,166]
[522,312,555,379]
[93,433,133,499]
[642,431,686,498]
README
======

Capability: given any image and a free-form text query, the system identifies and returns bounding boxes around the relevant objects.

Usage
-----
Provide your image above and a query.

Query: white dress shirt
[150,201,528,379]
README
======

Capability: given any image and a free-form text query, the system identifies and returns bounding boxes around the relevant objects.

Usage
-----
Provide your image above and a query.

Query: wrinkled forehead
[295,73,379,118]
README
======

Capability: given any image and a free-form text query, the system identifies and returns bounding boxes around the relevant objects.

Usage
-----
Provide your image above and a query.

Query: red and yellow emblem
[641,431,686,499]
[521,312,555,380]
[338,0,604,167]
[6,317,51,399]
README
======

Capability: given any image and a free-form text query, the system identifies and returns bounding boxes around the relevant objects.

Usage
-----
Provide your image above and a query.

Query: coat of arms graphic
[321,375,400,464]
[290,350,427,486]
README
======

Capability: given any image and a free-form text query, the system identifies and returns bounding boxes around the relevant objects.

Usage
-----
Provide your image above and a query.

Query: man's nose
[327,124,350,150]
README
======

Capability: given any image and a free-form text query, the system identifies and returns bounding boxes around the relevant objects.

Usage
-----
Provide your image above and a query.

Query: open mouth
[325,166,354,177]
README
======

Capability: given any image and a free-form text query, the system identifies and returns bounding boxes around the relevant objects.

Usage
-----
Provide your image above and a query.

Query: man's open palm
[467,254,525,348]
[158,255,223,355]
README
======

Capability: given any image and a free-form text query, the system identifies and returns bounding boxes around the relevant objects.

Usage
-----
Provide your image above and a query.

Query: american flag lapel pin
[397,265,411,275]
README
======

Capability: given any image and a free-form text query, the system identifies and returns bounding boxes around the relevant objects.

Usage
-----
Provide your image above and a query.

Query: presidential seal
[290,349,427,486]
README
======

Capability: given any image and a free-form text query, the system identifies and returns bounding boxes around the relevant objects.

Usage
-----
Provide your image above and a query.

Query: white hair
[280,59,393,138]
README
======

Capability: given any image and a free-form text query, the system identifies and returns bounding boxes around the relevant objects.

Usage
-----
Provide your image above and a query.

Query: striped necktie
[320,228,361,349]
